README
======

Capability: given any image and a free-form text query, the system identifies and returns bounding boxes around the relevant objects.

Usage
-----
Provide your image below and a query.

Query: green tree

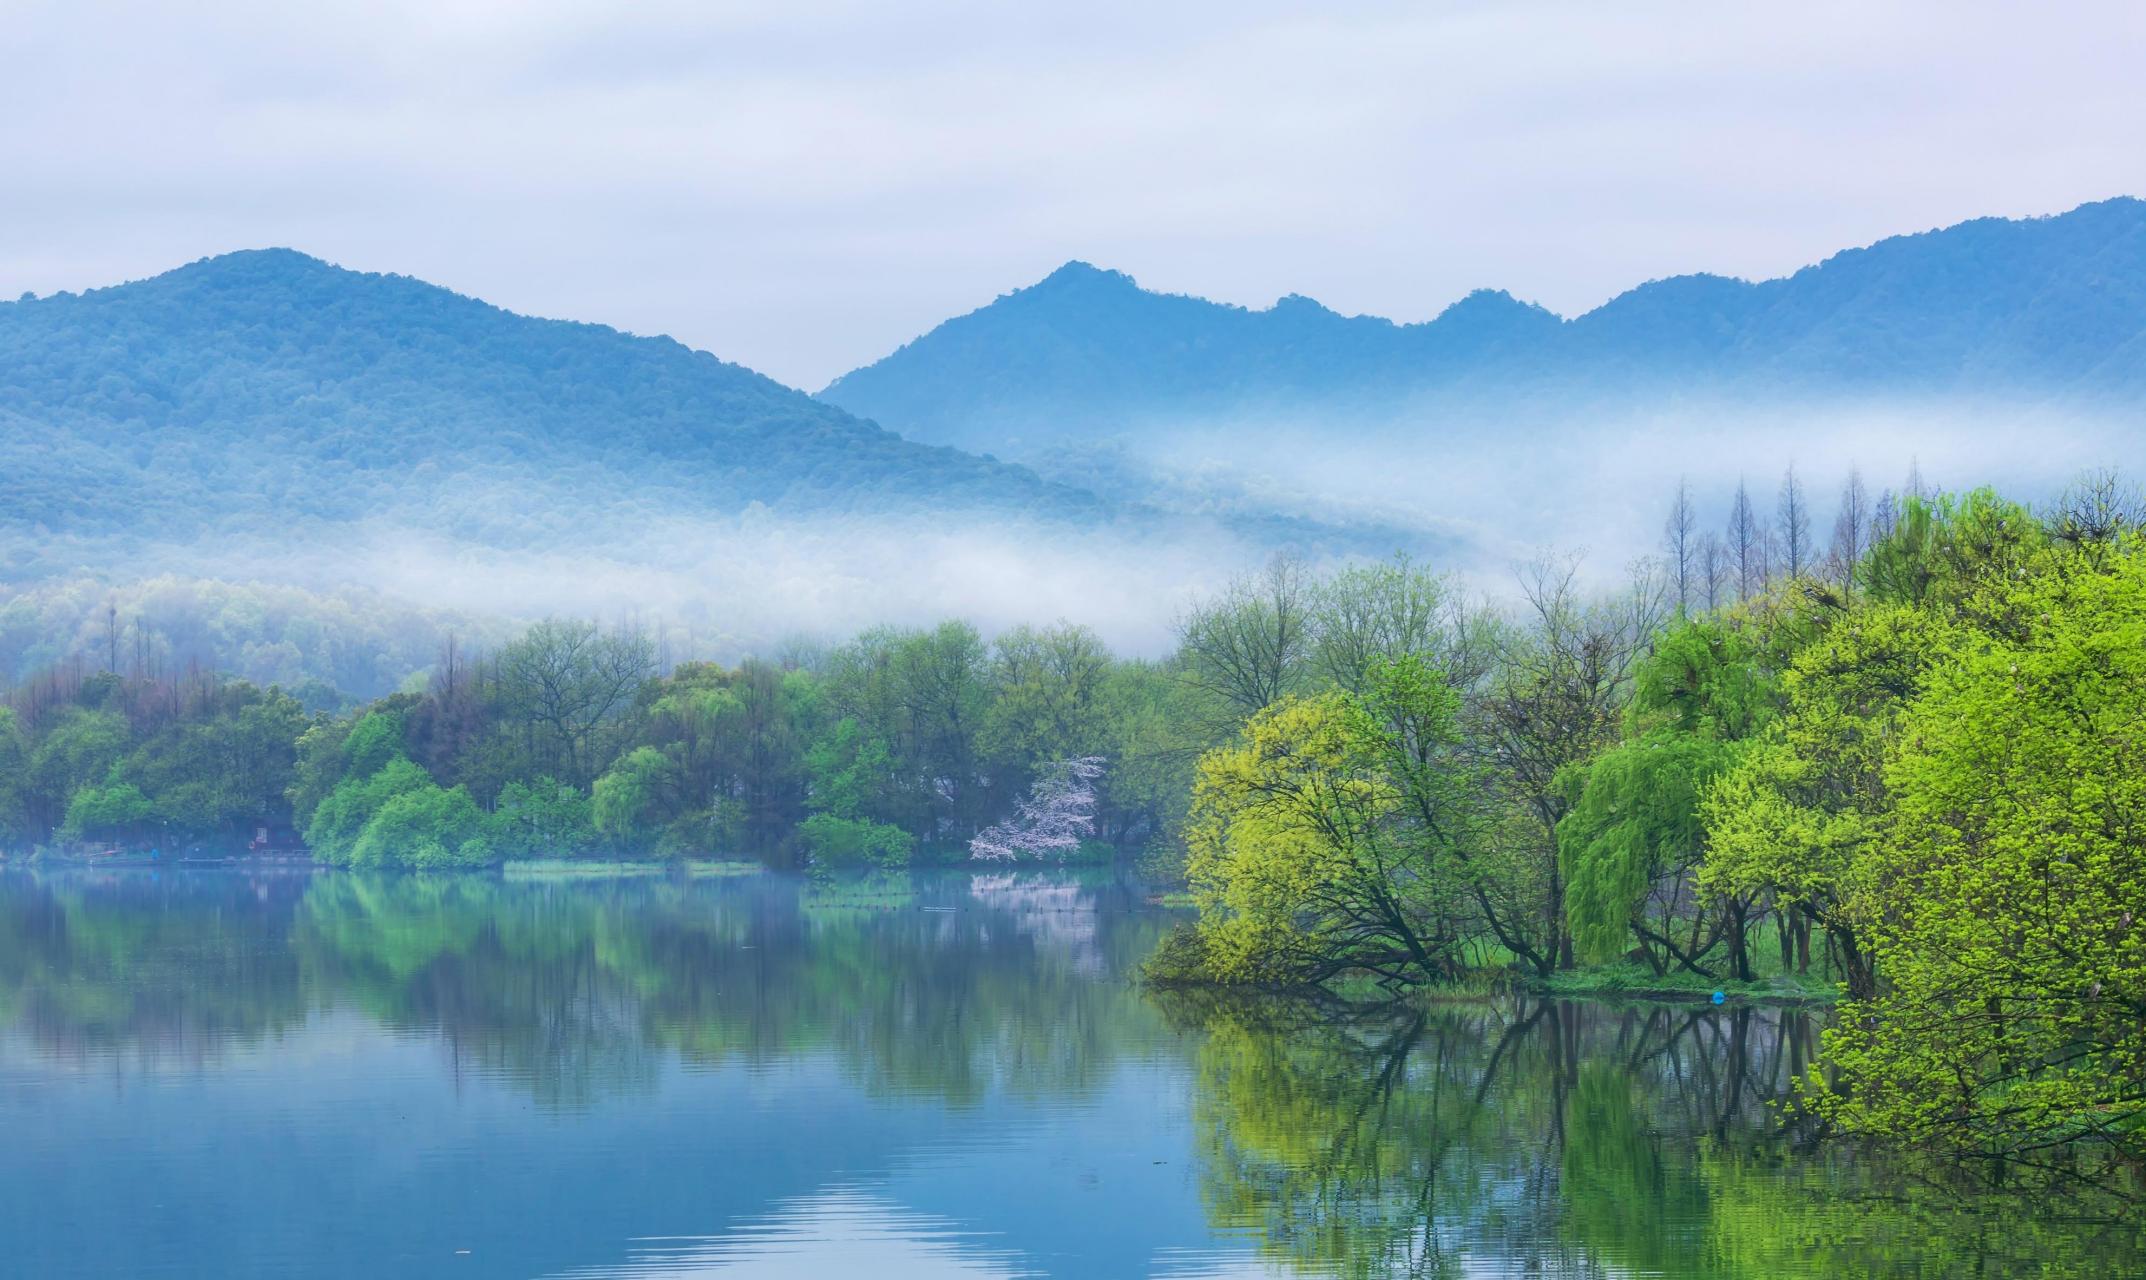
[592,745,685,855]
[1559,617,1776,977]
[305,756,431,864]
[348,782,491,868]
[818,621,989,843]
[27,707,130,836]
[487,777,595,859]
[59,781,154,843]
[1813,545,2146,1163]
[0,708,29,844]
[1168,656,1479,987]
[796,813,915,867]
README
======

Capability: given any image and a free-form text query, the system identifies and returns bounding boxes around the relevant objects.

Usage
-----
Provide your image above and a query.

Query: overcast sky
[5,1,2142,389]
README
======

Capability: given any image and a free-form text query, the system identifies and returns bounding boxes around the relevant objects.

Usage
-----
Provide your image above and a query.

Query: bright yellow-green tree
[1813,545,2146,1163]
[1171,656,1481,987]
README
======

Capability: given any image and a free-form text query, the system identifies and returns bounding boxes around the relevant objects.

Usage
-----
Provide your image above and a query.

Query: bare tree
[1662,478,1697,611]
[1870,489,1899,543]
[1176,553,1313,720]
[1727,479,1763,601]
[1477,555,1668,974]
[1828,467,1871,586]
[495,618,656,785]
[1309,554,1497,695]
[1776,464,1812,579]
[1698,532,1727,611]
[2050,466,2145,544]
[1905,458,1931,504]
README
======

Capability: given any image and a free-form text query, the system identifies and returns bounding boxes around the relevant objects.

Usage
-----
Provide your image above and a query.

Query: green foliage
[817,621,992,839]
[286,718,352,830]
[803,717,892,822]
[0,708,31,842]
[1559,615,1775,971]
[59,781,154,842]
[302,721,493,869]
[340,709,407,780]
[29,707,130,826]
[487,777,595,860]
[591,746,681,856]
[115,684,311,842]
[1812,544,2146,1161]
[1559,732,1718,964]
[348,782,491,869]
[1175,656,1480,987]
[304,756,431,865]
[796,813,915,868]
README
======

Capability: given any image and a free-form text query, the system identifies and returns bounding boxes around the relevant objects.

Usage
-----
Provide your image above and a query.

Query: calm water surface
[0,867,2134,1278]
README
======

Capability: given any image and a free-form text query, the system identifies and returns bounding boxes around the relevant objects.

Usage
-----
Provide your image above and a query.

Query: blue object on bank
[1711,991,1726,1005]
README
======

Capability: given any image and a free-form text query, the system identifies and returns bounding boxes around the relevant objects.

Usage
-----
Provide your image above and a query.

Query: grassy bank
[1535,960,1838,1004]
[500,858,766,880]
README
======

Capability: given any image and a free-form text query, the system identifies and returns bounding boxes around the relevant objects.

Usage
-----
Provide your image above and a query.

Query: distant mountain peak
[1270,292,1337,316]
[1434,288,1559,325]
[168,246,347,284]
[1028,260,1137,293]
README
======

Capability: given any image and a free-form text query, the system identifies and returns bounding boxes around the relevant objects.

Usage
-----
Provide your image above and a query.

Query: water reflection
[538,1188,1039,1279]
[1162,994,2139,1278]
[0,868,2135,1279]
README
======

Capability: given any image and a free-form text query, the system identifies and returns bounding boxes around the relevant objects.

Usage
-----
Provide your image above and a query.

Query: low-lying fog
[1018,394,2126,589]
[1,395,2129,695]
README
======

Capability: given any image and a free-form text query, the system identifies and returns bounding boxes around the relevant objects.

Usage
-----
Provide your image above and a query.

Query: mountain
[0,249,1113,572]
[820,198,2146,450]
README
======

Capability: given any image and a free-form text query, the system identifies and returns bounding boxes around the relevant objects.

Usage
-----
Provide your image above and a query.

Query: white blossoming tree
[970,757,1107,861]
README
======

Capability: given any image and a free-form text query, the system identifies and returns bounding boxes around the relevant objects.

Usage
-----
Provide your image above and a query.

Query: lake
[0,867,2134,1278]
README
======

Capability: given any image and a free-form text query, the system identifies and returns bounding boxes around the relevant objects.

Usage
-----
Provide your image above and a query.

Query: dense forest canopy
[0,247,1108,548]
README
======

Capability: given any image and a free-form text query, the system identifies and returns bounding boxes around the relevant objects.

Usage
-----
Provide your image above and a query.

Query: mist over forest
[2,199,2143,698]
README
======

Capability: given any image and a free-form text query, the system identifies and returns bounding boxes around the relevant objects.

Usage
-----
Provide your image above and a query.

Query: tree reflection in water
[1160,992,2142,1278]
[0,868,2136,1277]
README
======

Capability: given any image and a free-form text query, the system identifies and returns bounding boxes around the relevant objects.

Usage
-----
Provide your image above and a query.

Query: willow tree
[1559,616,1777,978]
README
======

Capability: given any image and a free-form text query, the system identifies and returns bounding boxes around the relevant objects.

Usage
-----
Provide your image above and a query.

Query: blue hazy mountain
[0,248,1113,567]
[820,198,2146,450]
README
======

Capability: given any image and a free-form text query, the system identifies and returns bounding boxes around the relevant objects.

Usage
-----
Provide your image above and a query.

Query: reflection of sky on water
[0,869,1234,1279]
[1,868,2132,1279]
[540,1188,1038,1279]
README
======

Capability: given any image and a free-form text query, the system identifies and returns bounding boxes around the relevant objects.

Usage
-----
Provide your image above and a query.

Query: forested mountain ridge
[0,248,1112,560]
[820,197,2146,448]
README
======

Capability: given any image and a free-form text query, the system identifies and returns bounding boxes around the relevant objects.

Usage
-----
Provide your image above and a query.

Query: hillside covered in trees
[822,198,2146,451]
[0,248,1118,581]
